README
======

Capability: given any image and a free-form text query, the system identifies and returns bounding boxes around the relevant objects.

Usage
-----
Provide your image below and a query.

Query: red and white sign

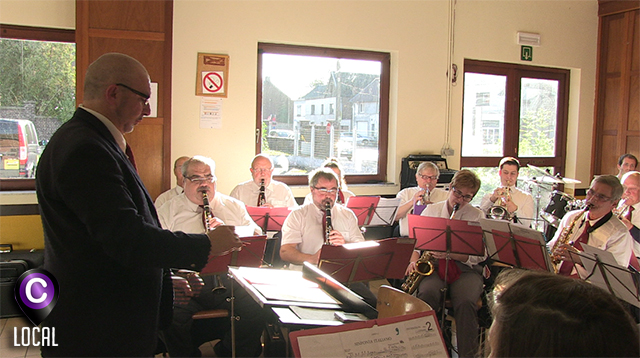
[202,71,224,94]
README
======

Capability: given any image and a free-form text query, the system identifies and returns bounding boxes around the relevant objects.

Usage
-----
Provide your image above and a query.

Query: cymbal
[527,164,551,176]
[526,164,582,184]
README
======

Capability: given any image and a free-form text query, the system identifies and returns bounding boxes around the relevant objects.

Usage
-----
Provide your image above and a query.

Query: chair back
[376,285,432,319]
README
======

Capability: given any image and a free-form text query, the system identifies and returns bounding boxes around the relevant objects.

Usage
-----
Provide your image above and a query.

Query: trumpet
[487,186,512,221]
[418,187,431,205]
[324,201,333,245]
[614,199,630,220]
[200,189,227,294]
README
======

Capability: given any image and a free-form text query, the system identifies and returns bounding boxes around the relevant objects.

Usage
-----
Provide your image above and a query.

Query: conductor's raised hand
[207,225,242,256]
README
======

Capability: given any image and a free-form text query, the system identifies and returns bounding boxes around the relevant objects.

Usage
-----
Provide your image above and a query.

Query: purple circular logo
[19,272,55,309]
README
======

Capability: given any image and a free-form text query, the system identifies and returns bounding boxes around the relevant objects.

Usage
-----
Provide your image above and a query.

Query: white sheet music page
[369,197,401,226]
[296,313,448,357]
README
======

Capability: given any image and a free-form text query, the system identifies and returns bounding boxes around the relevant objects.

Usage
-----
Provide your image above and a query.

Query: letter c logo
[25,278,47,304]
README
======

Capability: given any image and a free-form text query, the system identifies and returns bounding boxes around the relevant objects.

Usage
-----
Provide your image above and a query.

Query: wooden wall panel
[76,0,172,200]
[593,1,640,176]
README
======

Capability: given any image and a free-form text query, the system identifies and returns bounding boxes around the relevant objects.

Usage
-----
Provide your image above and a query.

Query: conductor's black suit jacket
[36,108,210,357]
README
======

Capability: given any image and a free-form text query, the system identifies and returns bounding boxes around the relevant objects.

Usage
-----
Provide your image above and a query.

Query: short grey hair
[417,161,440,177]
[591,175,623,203]
[309,167,339,188]
[182,155,217,181]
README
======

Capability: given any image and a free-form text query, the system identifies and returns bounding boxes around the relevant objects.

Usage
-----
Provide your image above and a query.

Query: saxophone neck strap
[583,211,613,234]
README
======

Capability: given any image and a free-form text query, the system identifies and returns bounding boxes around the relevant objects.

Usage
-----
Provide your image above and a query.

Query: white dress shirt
[547,209,633,269]
[396,187,449,236]
[281,202,364,260]
[155,186,184,208]
[479,185,535,228]
[230,179,298,208]
[157,192,262,235]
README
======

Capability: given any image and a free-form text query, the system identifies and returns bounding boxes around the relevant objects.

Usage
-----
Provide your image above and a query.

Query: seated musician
[407,169,485,358]
[230,154,298,208]
[395,161,449,236]
[156,156,264,358]
[548,175,633,277]
[155,156,189,208]
[281,167,377,306]
[303,158,355,205]
[619,171,640,264]
[616,153,638,180]
[479,157,534,227]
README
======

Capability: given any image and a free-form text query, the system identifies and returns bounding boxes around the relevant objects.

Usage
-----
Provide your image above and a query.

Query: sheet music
[295,313,448,358]
[368,197,401,226]
[578,244,640,308]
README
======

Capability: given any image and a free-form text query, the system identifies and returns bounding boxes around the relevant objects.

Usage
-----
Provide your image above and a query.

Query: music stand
[479,218,552,271]
[346,196,380,226]
[246,206,292,233]
[201,235,268,275]
[407,214,485,322]
[317,237,417,284]
[574,244,640,308]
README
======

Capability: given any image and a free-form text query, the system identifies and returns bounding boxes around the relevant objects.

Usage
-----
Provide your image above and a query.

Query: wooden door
[76,0,172,199]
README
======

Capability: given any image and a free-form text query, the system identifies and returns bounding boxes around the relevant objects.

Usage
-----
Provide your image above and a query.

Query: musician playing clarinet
[280,167,377,306]
[230,154,297,208]
[408,169,485,358]
[548,175,633,277]
[156,156,264,358]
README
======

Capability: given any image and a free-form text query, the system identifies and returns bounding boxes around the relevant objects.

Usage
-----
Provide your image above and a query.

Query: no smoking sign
[202,71,225,94]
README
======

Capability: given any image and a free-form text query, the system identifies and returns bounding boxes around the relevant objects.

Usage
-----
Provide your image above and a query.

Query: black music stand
[479,218,552,272]
[201,235,268,275]
[574,244,640,308]
[246,206,292,233]
[317,237,417,284]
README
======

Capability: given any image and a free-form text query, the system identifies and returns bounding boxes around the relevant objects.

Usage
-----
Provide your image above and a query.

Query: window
[461,60,569,214]
[0,24,75,190]
[257,43,390,185]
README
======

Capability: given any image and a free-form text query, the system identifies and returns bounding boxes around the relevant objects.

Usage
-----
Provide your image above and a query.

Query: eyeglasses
[586,188,612,202]
[186,175,216,183]
[252,168,273,173]
[116,83,150,106]
[313,187,338,195]
[451,187,475,202]
[418,174,439,181]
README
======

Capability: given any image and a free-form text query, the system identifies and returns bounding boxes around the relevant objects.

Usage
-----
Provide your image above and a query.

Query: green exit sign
[521,46,533,61]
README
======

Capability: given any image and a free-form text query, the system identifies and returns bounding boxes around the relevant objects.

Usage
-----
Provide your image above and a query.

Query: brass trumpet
[487,186,512,221]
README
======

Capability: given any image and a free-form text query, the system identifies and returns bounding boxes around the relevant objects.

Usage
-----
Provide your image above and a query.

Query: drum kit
[520,164,583,240]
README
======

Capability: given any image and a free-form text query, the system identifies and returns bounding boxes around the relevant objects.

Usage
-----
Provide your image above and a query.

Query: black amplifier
[400,154,457,189]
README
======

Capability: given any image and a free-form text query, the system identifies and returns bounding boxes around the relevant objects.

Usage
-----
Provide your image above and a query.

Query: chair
[376,285,433,319]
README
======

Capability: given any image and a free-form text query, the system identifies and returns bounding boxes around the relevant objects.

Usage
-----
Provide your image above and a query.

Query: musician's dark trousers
[160,275,265,357]
[416,262,483,358]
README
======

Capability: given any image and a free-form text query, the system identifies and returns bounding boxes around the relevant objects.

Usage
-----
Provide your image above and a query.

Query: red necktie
[125,144,137,171]
[626,206,634,221]
[558,221,590,275]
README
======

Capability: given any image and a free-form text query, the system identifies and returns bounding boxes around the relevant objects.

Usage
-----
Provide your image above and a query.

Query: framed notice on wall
[196,53,229,97]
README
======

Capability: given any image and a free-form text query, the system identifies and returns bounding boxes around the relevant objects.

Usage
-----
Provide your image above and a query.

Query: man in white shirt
[155,156,189,208]
[479,157,535,227]
[157,156,264,357]
[620,171,640,257]
[396,161,449,236]
[408,169,485,358]
[548,175,633,276]
[230,154,297,208]
[280,167,376,306]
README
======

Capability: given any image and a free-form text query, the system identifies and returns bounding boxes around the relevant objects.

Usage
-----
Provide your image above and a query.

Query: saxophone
[402,203,459,294]
[550,207,588,273]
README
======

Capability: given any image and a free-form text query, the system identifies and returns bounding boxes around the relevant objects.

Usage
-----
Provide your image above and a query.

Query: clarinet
[450,203,460,219]
[200,189,227,294]
[324,201,333,245]
[257,179,266,206]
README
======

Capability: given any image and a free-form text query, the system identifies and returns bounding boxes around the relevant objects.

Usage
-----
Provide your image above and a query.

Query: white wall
[0,0,598,200]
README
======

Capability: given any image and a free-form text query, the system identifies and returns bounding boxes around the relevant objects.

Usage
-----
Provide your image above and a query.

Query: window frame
[460,59,570,174]
[0,24,75,191]
[256,42,390,186]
